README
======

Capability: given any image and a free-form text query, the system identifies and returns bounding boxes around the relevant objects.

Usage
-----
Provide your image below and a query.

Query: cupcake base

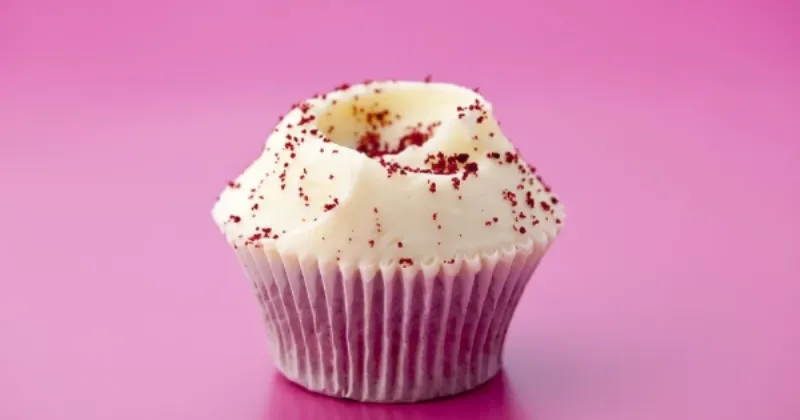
[236,243,543,403]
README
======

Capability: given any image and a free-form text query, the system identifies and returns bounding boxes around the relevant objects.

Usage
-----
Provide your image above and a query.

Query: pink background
[1,0,799,419]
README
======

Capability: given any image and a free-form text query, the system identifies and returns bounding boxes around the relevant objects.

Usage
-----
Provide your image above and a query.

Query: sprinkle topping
[212,79,565,262]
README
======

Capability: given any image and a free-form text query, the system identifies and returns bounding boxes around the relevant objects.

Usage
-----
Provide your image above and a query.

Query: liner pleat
[236,240,546,402]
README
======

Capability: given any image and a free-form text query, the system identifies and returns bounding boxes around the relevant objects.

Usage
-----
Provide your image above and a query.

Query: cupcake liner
[235,240,547,403]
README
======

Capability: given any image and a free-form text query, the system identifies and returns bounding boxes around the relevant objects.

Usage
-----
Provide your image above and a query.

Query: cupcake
[211,80,565,403]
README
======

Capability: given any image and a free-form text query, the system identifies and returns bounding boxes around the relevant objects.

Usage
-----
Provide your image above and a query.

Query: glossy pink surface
[1,1,798,419]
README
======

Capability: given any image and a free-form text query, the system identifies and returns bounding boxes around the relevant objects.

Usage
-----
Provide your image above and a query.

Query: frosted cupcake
[212,80,565,402]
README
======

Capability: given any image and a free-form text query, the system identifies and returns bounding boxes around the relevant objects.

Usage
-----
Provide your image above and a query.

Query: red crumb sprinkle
[365,109,392,129]
[429,182,437,193]
[329,174,335,180]
[357,122,440,159]
[451,177,461,189]
[536,175,552,192]
[526,191,535,208]
[368,240,375,247]
[399,258,414,267]
[397,242,404,248]
[227,181,241,189]
[323,198,340,211]
[251,203,259,211]
[462,162,479,180]
[297,115,315,126]
[424,151,461,175]
[424,75,433,83]
[541,201,552,211]
[229,215,241,223]
[396,129,428,153]
[519,227,527,234]
[432,213,438,221]
[502,190,518,206]
[356,131,382,156]
[456,153,470,163]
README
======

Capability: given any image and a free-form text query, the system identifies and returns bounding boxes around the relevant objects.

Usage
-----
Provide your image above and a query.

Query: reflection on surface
[265,371,529,420]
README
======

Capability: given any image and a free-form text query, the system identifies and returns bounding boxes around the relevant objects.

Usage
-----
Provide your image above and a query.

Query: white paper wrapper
[235,240,546,402]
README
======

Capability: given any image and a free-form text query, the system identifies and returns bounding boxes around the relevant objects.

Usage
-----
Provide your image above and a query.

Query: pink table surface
[1,1,799,419]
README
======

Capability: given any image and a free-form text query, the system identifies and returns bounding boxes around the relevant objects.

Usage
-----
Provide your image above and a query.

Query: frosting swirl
[212,81,565,265]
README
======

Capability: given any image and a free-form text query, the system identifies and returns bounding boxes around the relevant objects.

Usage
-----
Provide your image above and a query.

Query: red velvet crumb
[323,198,340,211]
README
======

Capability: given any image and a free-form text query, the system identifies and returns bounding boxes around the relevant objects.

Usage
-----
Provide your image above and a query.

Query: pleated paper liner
[235,238,548,403]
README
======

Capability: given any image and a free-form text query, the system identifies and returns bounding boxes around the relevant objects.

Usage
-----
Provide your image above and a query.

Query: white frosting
[212,81,565,265]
